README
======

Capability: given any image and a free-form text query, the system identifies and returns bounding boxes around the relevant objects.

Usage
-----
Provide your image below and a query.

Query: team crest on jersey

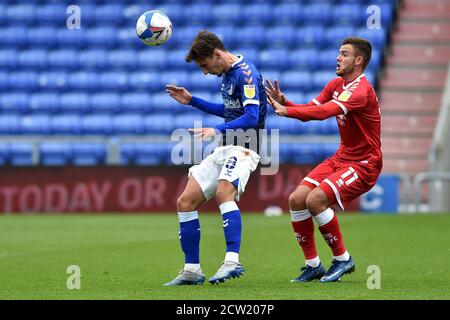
[244,84,255,98]
[338,90,352,102]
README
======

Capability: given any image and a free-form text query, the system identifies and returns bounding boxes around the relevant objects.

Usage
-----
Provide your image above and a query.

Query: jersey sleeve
[237,63,261,108]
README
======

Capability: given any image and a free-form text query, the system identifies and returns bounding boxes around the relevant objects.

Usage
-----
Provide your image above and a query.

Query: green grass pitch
[0,213,449,300]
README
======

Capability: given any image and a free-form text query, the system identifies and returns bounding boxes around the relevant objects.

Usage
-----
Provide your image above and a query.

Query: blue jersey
[219,55,267,153]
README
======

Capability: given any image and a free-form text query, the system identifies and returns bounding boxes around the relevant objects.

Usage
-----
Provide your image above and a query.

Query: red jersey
[286,74,382,167]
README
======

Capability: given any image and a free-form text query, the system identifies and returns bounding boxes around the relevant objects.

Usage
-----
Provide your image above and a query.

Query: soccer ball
[136,10,172,46]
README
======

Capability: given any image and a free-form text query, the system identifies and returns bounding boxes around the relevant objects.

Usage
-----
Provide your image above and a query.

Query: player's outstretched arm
[166,84,192,104]
[267,94,288,116]
[265,79,288,105]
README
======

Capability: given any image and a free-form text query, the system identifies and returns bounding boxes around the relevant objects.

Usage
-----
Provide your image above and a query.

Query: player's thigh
[216,180,237,203]
[300,158,336,190]
[177,176,207,211]
[218,147,259,201]
[318,164,379,211]
[188,154,221,201]
[289,184,313,210]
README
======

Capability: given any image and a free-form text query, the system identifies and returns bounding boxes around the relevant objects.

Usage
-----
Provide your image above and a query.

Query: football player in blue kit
[164,30,267,286]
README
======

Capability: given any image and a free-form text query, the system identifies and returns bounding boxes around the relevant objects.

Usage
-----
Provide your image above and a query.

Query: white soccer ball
[136,10,172,46]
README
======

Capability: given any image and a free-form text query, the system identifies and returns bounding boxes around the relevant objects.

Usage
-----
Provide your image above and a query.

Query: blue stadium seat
[212,4,242,25]
[72,143,107,166]
[67,72,99,91]
[273,3,303,26]
[280,71,313,92]
[29,93,60,114]
[0,115,20,134]
[242,4,273,25]
[50,115,81,135]
[9,72,39,90]
[313,71,337,90]
[20,115,51,134]
[60,93,90,114]
[0,27,27,48]
[127,143,164,166]
[160,71,191,89]
[86,28,118,48]
[27,27,57,48]
[326,26,355,48]
[108,50,138,69]
[209,27,238,50]
[121,93,152,114]
[234,48,260,66]
[39,72,69,91]
[319,49,339,70]
[183,3,213,26]
[0,72,7,91]
[1,92,30,113]
[78,50,109,70]
[158,4,184,27]
[278,143,292,164]
[189,72,222,91]
[295,26,326,48]
[238,26,265,48]
[0,144,9,166]
[259,49,290,70]
[0,50,18,69]
[170,26,200,50]
[119,143,135,165]
[302,3,332,25]
[137,49,168,70]
[144,114,176,134]
[48,50,78,70]
[297,121,325,135]
[290,143,323,164]
[35,4,67,25]
[355,27,387,48]
[113,114,144,134]
[94,5,125,25]
[6,5,35,24]
[10,143,34,166]
[167,49,196,71]
[129,72,161,91]
[269,26,297,49]
[331,4,365,26]
[368,49,382,72]
[40,143,72,166]
[81,115,112,135]
[151,92,184,114]
[57,29,86,48]
[289,49,319,70]
[18,50,48,70]
[99,72,129,91]
[322,143,339,159]
[201,115,223,129]
[322,118,339,135]
[91,93,122,114]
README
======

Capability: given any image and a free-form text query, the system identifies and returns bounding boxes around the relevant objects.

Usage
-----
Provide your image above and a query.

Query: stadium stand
[0,0,398,167]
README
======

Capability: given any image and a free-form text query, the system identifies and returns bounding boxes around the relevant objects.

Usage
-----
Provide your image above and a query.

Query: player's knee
[305,189,328,214]
[288,192,306,211]
[215,188,235,204]
[177,195,196,212]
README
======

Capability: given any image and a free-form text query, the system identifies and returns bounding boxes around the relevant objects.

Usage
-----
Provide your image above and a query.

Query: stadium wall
[0,165,361,214]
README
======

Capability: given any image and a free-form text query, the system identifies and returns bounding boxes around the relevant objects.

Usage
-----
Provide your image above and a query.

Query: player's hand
[188,127,219,140]
[265,79,288,105]
[267,94,288,117]
[166,84,192,105]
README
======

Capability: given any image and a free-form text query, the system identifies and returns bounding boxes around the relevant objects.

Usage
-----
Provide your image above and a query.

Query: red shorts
[301,156,381,210]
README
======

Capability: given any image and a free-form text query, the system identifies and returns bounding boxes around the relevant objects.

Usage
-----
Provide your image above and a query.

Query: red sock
[318,213,347,256]
[291,217,317,260]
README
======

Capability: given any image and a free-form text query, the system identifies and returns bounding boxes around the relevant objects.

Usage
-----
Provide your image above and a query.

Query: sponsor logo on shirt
[244,84,255,99]
[224,98,241,109]
[338,90,352,102]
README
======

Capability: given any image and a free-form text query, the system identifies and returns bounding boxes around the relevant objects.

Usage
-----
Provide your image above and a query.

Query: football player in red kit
[266,37,382,282]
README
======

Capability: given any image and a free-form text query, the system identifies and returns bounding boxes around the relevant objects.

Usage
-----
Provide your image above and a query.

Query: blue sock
[219,201,241,254]
[178,211,200,264]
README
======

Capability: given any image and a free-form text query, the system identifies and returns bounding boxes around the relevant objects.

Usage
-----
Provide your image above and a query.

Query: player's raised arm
[166,84,192,104]
[166,84,225,117]
[265,79,288,105]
